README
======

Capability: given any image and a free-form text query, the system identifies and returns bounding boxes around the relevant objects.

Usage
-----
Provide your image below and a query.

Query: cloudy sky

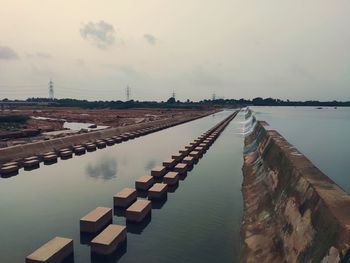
[0,0,349,101]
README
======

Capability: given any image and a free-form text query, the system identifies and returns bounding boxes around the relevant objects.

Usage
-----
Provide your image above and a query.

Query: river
[0,110,244,263]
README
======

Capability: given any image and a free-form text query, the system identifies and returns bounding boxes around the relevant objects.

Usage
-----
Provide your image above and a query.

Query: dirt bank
[0,110,217,164]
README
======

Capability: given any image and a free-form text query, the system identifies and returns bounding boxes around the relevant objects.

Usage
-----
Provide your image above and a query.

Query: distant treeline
[2,97,349,108]
[0,115,30,123]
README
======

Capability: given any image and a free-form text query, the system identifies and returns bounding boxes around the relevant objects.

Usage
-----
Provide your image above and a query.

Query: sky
[0,0,349,102]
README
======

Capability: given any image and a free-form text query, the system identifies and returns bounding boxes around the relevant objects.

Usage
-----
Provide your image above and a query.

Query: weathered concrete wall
[242,119,350,263]
[0,111,216,164]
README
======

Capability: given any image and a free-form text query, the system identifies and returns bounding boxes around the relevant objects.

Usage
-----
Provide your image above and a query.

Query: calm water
[0,110,244,263]
[252,106,350,193]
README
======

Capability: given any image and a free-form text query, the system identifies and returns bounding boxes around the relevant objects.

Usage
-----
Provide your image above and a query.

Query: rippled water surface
[0,110,244,263]
[252,106,350,193]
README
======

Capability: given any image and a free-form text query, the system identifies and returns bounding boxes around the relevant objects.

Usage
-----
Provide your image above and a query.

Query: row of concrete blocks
[2,121,183,178]
[24,112,238,263]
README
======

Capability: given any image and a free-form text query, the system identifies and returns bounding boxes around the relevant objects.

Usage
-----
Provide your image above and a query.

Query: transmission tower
[126,85,131,101]
[49,79,54,100]
[172,90,176,100]
[212,93,216,101]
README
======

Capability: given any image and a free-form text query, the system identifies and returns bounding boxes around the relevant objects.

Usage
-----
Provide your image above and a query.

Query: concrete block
[148,183,168,199]
[189,151,200,160]
[0,165,18,175]
[179,148,190,155]
[162,158,177,169]
[163,172,179,185]
[126,199,152,222]
[60,151,72,158]
[43,154,57,162]
[171,152,183,161]
[74,146,86,154]
[86,144,96,151]
[114,188,137,208]
[182,156,194,166]
[135,175,154,191]
[90,224,126,255]
[151,165,166,178]
[25,236,73,263]
[174,163,188,175]
[195,146,205,154]
[23,159,40,168]
[80,207,112,233]
[106,138,115,146]
[96,141,106,149]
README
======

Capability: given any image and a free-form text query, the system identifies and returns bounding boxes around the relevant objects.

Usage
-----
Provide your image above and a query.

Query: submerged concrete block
[151,165,166,178]
[126,199,152,222]
[25,236,73,263]
[114,188,137,208]
[135,175,154,191]
[80,207,112,233]
[162,158,177,169]
[148,183,168,199]
[174,163,188,175]
[163,172,179,186]
[90,224,126,255]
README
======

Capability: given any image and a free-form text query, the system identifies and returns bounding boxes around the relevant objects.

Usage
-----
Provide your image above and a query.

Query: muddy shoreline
[0,110,218,165]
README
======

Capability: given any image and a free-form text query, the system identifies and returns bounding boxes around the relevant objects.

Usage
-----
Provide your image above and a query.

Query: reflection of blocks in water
[25,236,73,263]
[126,214,151,235]
[151,196,168,209]
[91,224,127,255]
[167,182,179,193]
[114,188,137,208]
[148,183,168,199]
[126,200,151,222]
[135,175,154,191]
[80,207,112,233]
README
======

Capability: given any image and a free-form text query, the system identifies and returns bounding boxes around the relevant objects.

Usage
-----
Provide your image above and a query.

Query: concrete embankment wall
[242,119,350,262]
[0,111,216,164]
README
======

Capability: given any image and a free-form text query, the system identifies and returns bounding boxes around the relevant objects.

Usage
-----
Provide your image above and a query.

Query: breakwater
[242,111,350,262]
[0,110,217,166]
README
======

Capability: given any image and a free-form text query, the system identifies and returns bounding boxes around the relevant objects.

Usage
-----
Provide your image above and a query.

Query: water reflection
[126,215,152,234]
[91,240,127,263]
[151,196,168,209]
[144,159,156,171]
[86,156,118,180]
[167,182,179,193]
[0,171,18,178]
